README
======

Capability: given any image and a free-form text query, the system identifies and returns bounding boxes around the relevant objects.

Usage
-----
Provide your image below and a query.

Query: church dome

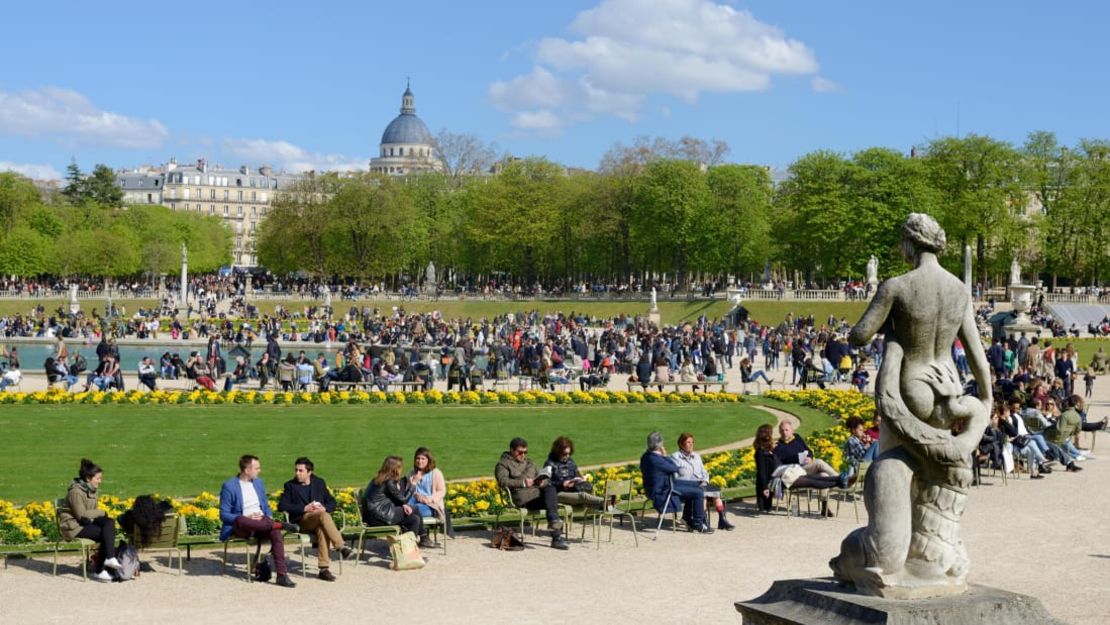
[381,114,432,145]
[380,84,433,146]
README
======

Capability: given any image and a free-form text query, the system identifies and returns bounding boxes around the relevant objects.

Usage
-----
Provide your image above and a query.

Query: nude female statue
[829,213,993,598]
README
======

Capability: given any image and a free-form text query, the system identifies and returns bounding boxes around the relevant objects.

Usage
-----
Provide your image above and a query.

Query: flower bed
[0,389,871,545]
[0,388,743,406]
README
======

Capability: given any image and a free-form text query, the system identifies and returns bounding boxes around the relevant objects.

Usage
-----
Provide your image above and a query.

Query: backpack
[113,544,141,581]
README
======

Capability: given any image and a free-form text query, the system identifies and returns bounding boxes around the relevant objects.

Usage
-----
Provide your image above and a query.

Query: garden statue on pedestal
[830,213,993,599]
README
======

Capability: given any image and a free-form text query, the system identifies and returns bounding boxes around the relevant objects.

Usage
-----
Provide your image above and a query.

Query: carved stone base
[736,578,1065,625]
[648,311,661,327]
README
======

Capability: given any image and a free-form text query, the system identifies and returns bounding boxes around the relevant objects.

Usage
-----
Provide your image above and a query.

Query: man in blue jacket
[639,431,711,533]
[219,454,296,587]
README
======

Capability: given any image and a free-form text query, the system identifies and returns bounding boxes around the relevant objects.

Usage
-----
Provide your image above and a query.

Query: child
[851,364,870,392]
[1084,368,1095,399]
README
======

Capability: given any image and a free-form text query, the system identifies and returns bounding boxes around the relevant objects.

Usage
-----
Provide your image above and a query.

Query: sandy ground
[3,403,1108,625]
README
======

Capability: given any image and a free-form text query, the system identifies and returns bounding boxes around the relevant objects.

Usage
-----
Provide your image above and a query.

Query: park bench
[626,380,727,393]
[385,380,426,393]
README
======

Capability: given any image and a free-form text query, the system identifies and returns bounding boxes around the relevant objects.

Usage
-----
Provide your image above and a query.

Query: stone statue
[426,261,436,288]
[69,284,79,315]
[866,255,879,286]
[650,287,658,311]
[830,213,993,599]
[1010,257,1021,286]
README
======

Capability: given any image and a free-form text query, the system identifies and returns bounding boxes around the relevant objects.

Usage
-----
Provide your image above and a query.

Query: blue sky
[2,0,1108,179]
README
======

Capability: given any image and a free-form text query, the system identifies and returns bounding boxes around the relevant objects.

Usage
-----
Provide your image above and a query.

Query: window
[223,190,228,200]
[183,189,190,200]
[168,189,176,199]
[223,206,229,216]
[250,191,256,201]
[250,221,257,233]
[147,193,153,203]
[237,190,243,201]
[237,206,243,216]
[236,178,242,186]
[260,192,267,202]
[210,189,216,199]
[399,147,404,156]
[250,206,257,217]
[210,204,215,213]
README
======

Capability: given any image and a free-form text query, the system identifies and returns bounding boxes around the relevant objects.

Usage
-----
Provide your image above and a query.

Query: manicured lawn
[0,403,785,503]
[0,299,157,318]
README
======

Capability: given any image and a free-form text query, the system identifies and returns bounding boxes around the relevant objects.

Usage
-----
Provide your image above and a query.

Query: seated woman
[58,459,121,581]
[840,416,872,485]
[118,495,174,552]
[137,356,158,391]
[671,432,734,530]
[408,447,453,538]
[185,352,217,391]
[361,456,432,549]
[754,424,780,513]
[740,357,774,387]
[678,358,699,391]
[543,436,607,511]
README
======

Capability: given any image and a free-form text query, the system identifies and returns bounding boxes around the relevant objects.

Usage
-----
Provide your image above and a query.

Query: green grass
[741,301,869,327]
[0,403,780,503]
[0,299,157,318]
[251,298,872,327]
[1042,337,1110,371]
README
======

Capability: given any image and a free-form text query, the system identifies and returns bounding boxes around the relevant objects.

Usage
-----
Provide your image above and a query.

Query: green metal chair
[494,486,572,542]
[281,511,335,577]
[220,518,304,583]
[51,498,97,580]
[833,461,870,522]
[134,513,186,575]
[582,479,638,549]
[343,489,401,567]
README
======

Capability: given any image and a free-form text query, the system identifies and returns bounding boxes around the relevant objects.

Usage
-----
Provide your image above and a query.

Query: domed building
[369,82,442,175]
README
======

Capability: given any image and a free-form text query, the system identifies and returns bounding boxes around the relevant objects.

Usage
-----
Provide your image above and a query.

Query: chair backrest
[500,485,519,509]
[602,479,633,503]
[136,513,182,550]
[54,497,68,525]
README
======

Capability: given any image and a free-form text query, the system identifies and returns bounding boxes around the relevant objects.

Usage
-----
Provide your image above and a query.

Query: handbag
[386,531,425,570]
[491,527,525,551]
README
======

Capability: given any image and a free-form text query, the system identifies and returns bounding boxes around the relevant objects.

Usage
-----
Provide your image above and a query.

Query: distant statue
[866,255,879,286]
[426,261,436,292]
[831,213,992,599]
[69,284,79,315]
[181,243,187,264]
[650,287,658,311]
[1010,257,1021,286]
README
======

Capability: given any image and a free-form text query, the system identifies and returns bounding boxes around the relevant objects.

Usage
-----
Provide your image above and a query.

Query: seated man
[0,362,21,392]
[277,457,352,582]
[137,356,158,391]
[671,432,734,530]
[640,431,711,533]
[219,454,296,588]
[495,437,569,550]
[773,420,843,516]
[223,356,250,391]
[1045,395,1085,472]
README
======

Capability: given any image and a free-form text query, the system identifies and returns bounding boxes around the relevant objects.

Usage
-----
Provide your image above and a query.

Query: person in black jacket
[543,437,607,510]
[361,456,431,548]
[278,457,351,581]
[754,424,780,512]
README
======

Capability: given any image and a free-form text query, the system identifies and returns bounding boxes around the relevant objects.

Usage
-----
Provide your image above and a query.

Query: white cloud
[490,0,819,130]
[0,87,167,149]
[222,138,367,173]
[0,161,62,180]
[510,110,563,131]
[811,76,840,93]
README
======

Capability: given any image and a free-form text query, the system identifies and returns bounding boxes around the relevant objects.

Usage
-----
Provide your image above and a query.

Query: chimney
[167,157,177,171]
[259,165,273,176]
[240,165,250,175]
[197,158,208,172]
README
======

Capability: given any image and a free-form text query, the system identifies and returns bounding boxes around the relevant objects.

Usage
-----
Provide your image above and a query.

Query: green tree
[704,164,773,278]
[630,159,711,286]
[923,135,1025,283]
[85,164,125,207]
[773,150,854,281]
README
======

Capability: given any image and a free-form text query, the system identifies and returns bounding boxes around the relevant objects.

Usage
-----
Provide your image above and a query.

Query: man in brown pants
[278,457,352,581]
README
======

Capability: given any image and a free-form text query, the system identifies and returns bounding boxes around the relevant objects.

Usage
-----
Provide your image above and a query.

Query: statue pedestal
[648,308,661,327]
[736,578,1064,625]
